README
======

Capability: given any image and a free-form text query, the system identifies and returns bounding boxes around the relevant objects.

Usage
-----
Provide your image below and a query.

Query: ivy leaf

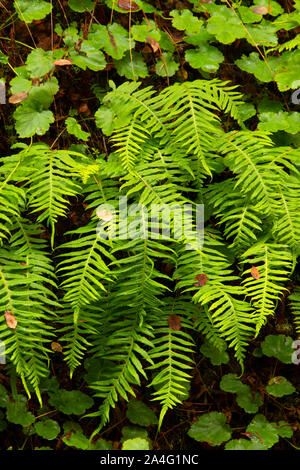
[68,0,95,12]
[246,414,279,449]
[48,390,94,415]
[258,111,300,134]
[170,9,203,34]
[200,339,229,365]
[155,52,179,77]
[261,334,294,363]
[6,396,35,427]
[89,23,132,60]
[114,51,149,80]
[126,399,158,427]
[70,41,106,71]
[13,105,55,137]
[66,117,91,141]
[185,44,224,73]
[188,412,232,446]
[35,419,60,440]
[14,0,52,22]
[266,376,296,397]
[26,49,54,78]
[122,438,150,450]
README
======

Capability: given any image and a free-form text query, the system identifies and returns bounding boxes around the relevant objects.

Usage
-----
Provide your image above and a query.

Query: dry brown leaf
[54,58,73,66]
[145,36,159,53]
[9,92,29,104]
[168,314,181,331]
[51,341,63,352]
[4,310,17,329]
[252,6,268,15]
[117,0,140,11]
[194,273,207,287]
[251,266,260,280]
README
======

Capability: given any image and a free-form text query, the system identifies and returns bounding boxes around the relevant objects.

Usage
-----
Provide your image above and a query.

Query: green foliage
[261,334,294,363]
[126,399,158,427]
[0,0,300,451]
[188,412,232,446]
[266,376,296,397]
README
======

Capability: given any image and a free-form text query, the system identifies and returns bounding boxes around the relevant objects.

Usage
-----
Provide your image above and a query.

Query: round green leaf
[6,396,35,427]
[14,0,52,22]
[26,49,54,78]
[188,412,232,446]
[126,400,158,427]
[114,51,149,80]
[266,376,296,397]
[225,438,264,450]
[13,105,55,137]
[35,419,60,440]
[220,374,246,394]
[155,52,179,77]
[49,390,94,415]
[246,414,279,449]
[200,339,229,365]
[122,438,150,450]
[261,334,294,363]
[185,44,224,73]
[68,0,94,12]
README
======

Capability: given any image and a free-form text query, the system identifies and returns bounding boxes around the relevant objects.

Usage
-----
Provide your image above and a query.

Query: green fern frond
[289,286,300,334]
[241,241,293,336]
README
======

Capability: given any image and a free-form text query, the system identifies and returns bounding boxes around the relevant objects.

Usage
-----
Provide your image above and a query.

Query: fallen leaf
[252,6,268,15]
[251,266,260,280]
[9,91,29,104]
[194,273,207,287]
[168,314,181,331]
[96,208,113,221]
[117,0,140,11]
[51,342,63,352]
[4,310,17,329]
[54,58,73,66]
[145,36,159,53]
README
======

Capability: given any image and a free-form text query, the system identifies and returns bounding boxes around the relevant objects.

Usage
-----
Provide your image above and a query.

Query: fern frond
[241,241,293,336]
[289,286,300,334]
[148,297,195,429]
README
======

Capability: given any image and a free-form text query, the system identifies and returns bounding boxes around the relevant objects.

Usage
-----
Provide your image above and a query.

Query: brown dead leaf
[4,310,17,329]
[145,36,159,53]
[9,92,29,104]
[54,58,73,66]
[117,0,140,11]
[51,341,63,353]
[168,314,181,331]
[194,273,207,287]
[252,6,268,15]
[251,266,260,280]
